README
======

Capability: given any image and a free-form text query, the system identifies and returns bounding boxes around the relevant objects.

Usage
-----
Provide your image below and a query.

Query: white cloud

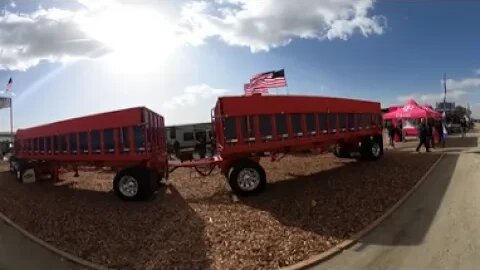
[445,77,480,90]
[0,9,108,70]
[178,0,387,52]
[161,83,231,125]
[162,84,229,110]
[0,0,385,71]
[396,89,467,105]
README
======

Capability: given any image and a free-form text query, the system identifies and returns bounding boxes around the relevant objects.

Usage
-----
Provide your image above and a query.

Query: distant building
[0,132,14,142]
[436,102,455,112]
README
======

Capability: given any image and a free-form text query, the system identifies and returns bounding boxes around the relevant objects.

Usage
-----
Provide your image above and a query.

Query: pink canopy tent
[383,99,442,138]
[383,99,440,120]
[388,105,402,112]
[422,104,442,119]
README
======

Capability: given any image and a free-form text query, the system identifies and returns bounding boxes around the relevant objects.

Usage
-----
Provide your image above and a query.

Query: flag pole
[283,67,289,95]
[10,97,13,143]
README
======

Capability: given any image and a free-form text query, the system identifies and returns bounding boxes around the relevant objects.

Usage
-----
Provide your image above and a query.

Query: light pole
[443,73,447,115]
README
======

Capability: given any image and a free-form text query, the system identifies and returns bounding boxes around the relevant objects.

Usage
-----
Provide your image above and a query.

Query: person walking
[397,120,403,142]
[387,121,395,148]
[460,118,467,138]
[416,118,430,152]
[427,120,434,149]
[435,120,444,147]
[442,121,447,147]
[173,140,180,157]
[197,135,207,159]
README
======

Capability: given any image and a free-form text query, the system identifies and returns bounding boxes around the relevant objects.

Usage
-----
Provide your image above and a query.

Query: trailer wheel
[228,160,266,196]
[16,164,37,183]
[113,167,156,201]
[361,137,383,161]
[333,143,351,158]
[9,158,18,174]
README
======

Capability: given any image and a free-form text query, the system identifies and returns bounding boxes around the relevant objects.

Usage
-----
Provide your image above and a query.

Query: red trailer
[10,107,167,201]
[171,95,384,195]
[10,95,383,201]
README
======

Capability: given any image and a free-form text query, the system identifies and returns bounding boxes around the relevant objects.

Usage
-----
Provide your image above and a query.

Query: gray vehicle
[166,123,213,155]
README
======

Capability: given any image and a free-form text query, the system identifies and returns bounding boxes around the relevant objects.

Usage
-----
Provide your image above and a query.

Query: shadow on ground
[238,152,443,242]
[0,171,210,270]
[353,153,459,249]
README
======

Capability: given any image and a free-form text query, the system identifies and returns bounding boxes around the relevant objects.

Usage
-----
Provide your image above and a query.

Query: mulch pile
[0,151,440,270]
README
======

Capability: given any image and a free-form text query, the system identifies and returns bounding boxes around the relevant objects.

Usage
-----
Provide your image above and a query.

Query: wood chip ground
[0,151,440,270]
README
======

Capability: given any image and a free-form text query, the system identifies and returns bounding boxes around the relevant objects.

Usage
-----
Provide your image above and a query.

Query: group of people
[386,118,448,152]
[416,118,438,152]
[386,120,403,148]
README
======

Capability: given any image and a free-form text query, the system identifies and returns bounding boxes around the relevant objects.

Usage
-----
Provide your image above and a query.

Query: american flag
[249,69,287,89]
[244,83,268,96]
[5,77,12,92]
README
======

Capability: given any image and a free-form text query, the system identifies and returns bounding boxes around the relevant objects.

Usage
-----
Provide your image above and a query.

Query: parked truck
[10,94,383,201]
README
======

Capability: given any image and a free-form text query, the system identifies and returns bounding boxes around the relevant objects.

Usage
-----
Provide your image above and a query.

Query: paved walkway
[0,219,88,270]
[312,133,480,269]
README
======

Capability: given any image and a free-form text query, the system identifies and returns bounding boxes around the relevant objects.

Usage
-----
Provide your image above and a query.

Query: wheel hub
[22,168,36,183]
[118,176,139,197]
[372,143,381,157]
[237,168,260,191]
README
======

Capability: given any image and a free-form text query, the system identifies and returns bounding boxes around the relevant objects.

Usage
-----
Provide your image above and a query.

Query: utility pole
[443,72,447,113]
[10,97,13,143]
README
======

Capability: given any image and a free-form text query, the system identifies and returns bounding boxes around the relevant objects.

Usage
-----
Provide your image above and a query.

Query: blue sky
[0,0,480,131]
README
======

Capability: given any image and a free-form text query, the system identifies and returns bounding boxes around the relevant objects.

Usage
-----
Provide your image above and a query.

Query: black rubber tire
[16,163,36,183]
[14,160,26,182]
[360,136,383,161]
[9,157,17,174]
[15,165,22,182]
[228,160,266,196]
[113,167,157,201]
[333,143,351,158]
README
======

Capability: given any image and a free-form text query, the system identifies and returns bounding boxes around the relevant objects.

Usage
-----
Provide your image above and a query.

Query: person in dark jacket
[196,135,207,159]
[397,120,403,142]
[460,118,467,138]
[173,140,180,157]
[435,120,443,147]
[427,120,434,148]
[387,121,395,148]
[416,118,431,152]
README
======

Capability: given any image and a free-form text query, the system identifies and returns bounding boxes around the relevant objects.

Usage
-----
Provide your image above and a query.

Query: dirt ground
[0,151,440,270]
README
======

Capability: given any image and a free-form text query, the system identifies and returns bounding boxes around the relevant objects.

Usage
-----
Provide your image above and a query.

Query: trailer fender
[220,157,258,177]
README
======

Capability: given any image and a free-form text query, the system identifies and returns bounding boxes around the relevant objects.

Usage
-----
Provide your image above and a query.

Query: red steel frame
[14,107,167,174]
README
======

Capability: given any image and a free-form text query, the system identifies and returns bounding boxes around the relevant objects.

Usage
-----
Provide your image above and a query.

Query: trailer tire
[113,167,156,201]
[9,158,18,174]
[16,164,37,183]
[228,160,266,196]
[360,136,383,161]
